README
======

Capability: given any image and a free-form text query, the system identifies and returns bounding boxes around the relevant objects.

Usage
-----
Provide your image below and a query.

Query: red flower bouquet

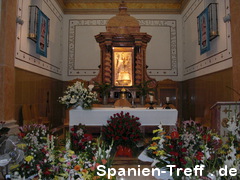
[70,123,95,157]
[102,111,143,149]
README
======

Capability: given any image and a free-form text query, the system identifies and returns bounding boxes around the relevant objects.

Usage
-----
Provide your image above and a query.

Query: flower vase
[116,145,132,157]
[115,145,124,156]
[140,95,145,106]
[103,95,108,105]
[73,101,83,109]
[124,146,132,157]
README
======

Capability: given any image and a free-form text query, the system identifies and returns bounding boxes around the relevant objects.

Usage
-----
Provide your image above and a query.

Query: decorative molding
[140,19,178,76]
[68,19,108,76]
[64,0,182,2]
[68,19,178,76]
[44,0,63,21]
[182,0,202,22]
[182,0,232,76]
[59,0,191,14]
[15,0,62,75]
[63,8,181,15]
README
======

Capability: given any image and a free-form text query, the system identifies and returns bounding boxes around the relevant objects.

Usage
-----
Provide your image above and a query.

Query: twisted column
[135,52,142,85]
[103,52,112,84]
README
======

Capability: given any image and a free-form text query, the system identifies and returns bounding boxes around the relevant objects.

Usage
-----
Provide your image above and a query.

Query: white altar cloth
[69,107,178,126]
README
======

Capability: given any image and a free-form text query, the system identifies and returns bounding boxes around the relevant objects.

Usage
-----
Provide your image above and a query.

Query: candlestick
[150,95,153,102]
[166,97,170,103]
[149,102,154,109]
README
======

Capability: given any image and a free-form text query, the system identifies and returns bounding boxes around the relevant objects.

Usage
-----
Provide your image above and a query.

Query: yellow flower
[25,155,34,162]
[57,173,68,177]
[222,144,229,149]
[153,129,162,134]
[82,170,92,180]
[152,137,161,141]
[156,150,165,156]
[9,163,19,170]
[54,176,62,180]
[219,150,227,155]
[148,146,158,150]
[17,143,27,149]
[236,154,240,159]
[59,158,66,162]
[67,150,75,155]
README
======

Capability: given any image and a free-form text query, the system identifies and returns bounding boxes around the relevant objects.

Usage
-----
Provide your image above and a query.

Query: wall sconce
[208,3,218,40]
[28,5,39,42]
[16,16,24,25]
[223,14,231,23]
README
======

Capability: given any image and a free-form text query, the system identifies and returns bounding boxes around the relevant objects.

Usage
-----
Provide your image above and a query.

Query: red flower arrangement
[102,111,143,148]
[70,123,94,156]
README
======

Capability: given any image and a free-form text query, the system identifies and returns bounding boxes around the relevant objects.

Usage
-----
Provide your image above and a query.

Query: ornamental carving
[92,2,156,88]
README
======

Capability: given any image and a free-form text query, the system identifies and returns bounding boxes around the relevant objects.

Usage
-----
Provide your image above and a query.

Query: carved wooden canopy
[92,2,156,88]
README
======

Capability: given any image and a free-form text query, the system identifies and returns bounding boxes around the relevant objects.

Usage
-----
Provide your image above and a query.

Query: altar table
[69,107,178,126]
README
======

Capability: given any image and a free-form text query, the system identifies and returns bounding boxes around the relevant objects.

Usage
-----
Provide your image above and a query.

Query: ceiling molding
[63,8,181,15]
[55,0,190,14]
[63,0,182,3]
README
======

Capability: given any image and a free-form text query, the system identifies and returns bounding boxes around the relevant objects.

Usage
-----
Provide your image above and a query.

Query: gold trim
[64,8,181,14]
[57,0,190,14]
[63,0,183,3]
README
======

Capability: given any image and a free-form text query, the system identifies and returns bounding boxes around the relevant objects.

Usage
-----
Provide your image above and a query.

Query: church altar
[69,107,178,126]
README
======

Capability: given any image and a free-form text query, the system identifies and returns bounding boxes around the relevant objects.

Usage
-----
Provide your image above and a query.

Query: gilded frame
[113,47,134,87]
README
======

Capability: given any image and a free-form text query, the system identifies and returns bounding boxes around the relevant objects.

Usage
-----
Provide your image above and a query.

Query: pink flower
[101,159,107,165]
[90,166,95,171]
[72,155,77,159]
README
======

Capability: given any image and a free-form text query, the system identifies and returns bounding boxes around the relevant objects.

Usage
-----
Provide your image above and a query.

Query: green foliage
[134,80,155,97]
[94,82,112,96]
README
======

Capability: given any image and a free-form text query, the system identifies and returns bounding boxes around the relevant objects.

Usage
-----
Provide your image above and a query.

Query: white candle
[166,97,170,102]
[150,95,153,102]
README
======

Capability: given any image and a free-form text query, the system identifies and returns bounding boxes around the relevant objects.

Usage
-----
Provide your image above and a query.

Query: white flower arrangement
[222,111,240,172]
[58,81,98,109]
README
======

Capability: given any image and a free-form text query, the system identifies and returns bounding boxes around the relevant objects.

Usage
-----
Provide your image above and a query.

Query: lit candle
[150,95,153,102]
[166,97,170,103]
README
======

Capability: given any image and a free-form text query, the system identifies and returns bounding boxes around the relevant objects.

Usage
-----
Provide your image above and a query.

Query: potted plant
[94,82,112,105]
[134,80,155,105]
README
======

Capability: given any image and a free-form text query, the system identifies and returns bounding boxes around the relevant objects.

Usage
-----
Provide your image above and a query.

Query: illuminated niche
[113,47,133,87]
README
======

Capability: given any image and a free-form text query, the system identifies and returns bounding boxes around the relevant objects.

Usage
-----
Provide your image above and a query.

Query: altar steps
[112,157,156,180]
